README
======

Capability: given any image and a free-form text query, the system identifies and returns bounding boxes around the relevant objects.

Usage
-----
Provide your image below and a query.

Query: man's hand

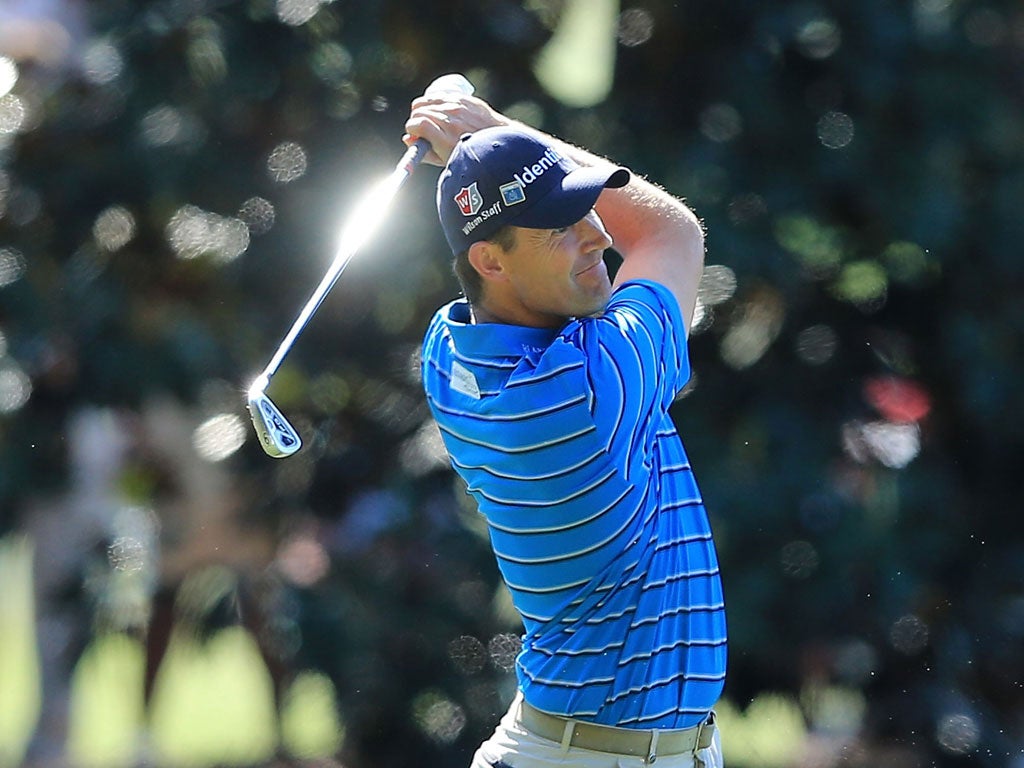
[403,94,508,166]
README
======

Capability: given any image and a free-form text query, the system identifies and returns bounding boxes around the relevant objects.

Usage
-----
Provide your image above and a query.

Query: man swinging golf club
[405,84,727,768]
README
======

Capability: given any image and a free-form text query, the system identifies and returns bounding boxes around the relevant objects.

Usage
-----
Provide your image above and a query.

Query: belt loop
[645,728,660,764]
[692,717,706,755]
[559,720,574,754]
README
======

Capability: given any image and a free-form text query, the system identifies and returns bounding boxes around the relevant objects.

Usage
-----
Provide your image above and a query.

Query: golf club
[247,73,474,457]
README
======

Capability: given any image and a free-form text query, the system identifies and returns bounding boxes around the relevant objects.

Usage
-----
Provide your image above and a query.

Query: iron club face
[247,381,302,458]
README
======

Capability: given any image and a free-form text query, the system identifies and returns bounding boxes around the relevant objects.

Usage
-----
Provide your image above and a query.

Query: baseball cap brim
[510,165,631,230]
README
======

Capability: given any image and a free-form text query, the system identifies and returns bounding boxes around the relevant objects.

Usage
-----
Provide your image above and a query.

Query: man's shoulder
[604,279,681,317]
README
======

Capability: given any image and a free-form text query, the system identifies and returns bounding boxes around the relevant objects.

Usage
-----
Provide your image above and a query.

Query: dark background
[1,1,1022,766]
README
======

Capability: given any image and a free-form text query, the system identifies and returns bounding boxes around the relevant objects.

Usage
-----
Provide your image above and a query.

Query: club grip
[404,73,476,171]
[422,73,475,98]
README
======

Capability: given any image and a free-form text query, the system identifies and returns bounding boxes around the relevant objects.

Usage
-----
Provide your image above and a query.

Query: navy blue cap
[437,126,630,254]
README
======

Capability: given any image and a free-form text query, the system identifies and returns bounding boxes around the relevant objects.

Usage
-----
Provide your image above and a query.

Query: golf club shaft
[253,73,473,392]
[255,138,432,387]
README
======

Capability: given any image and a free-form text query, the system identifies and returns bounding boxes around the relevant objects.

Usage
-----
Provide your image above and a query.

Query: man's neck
[471,300,565,329]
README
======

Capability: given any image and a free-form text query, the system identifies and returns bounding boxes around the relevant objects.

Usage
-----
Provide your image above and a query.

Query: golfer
[405,89,727,768]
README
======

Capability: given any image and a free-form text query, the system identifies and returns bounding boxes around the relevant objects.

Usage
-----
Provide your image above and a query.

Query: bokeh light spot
[720,288,785,370]
[187,27,228,86]
[699,103,743,143]
[238,196,276,235]
[309,372,350,414]
[166,205,250,263]
[447,635,487,675]
[0,170,8,217]
[6,186,40,226]
[276,0,326,26]
[505,100,546,129]
[936,713,980,755]
[192,413,247,461]
[93,205,136,252]
[889,614,929,655]
[0,364,31,413]
[774,215,843,277]
[863,376,931,423]
[0,94,26,134]
[82,40,124,85]
[325,82,361,120]
[276,533,330,587]
[797,18,842,59]
[817,110,855,149]
[914,0,953,36]
[309,41,352,87]
[108,535,147,573]
[412,691,466,745]
[0,247,26,287]
[618,8,655,47]
[780,540,819,579]
[140,105,205,149]
[882,241,930,285]
[806,685,866,737]
[0,56,17,97]
[842,420,921,469]
[488,633,521,672]
[832,260,887,306]
[266,141,308,183]
[698,264,738,307]
[795,324,838,365]
[141,105,183,146]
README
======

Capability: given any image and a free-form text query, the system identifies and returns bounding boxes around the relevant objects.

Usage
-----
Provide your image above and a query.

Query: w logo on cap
[454,182,483,216]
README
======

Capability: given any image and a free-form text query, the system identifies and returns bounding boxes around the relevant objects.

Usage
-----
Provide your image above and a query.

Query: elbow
[681,208,706,270]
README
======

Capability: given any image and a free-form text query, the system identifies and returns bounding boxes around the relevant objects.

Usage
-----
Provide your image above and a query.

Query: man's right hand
[403,93,508,166]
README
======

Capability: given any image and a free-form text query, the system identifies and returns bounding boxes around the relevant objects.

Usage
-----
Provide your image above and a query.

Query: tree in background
[0,1,1022,766]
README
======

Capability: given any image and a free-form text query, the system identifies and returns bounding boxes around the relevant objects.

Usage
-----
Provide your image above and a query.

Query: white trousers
[470,695,724,768]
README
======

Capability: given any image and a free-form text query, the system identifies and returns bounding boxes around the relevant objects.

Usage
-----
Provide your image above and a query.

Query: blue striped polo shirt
[421,280,727,729]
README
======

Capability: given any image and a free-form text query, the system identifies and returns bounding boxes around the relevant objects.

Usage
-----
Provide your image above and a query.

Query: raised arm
[405,93,705,332]
[593,177,705,334]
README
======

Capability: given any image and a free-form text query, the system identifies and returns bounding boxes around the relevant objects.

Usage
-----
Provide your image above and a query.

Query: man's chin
[580,294,611,319]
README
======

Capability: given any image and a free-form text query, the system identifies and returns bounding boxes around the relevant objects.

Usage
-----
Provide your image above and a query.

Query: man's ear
[467,240,508,283]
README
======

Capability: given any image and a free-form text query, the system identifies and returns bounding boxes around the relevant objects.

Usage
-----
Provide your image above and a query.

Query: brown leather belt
[517,698,715,761]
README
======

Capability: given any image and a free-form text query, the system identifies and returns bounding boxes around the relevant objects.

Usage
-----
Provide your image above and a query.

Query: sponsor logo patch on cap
[454,182,483,216]
[499,180,526,207]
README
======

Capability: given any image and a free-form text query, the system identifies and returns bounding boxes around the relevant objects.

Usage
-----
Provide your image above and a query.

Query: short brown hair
[451,225,517,306]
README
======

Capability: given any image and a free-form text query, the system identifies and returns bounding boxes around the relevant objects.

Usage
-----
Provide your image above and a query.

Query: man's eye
[552,226,570,235]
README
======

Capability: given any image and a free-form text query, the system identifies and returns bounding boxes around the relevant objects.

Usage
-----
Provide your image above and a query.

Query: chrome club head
[247,379,302,458]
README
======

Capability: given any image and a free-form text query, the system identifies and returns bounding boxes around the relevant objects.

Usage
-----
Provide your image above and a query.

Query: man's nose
[575,210,613,250]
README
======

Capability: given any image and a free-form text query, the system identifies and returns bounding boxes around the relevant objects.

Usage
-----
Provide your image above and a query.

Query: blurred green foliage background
[1,1,1022,766]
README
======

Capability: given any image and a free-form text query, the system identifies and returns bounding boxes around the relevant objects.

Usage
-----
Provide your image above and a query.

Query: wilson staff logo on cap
[454,182,483,216]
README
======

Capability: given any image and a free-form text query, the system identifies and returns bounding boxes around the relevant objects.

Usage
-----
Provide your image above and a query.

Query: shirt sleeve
[563,280,691,471]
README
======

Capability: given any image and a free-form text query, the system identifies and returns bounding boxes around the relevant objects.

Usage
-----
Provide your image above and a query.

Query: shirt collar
[442,299,562,359]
